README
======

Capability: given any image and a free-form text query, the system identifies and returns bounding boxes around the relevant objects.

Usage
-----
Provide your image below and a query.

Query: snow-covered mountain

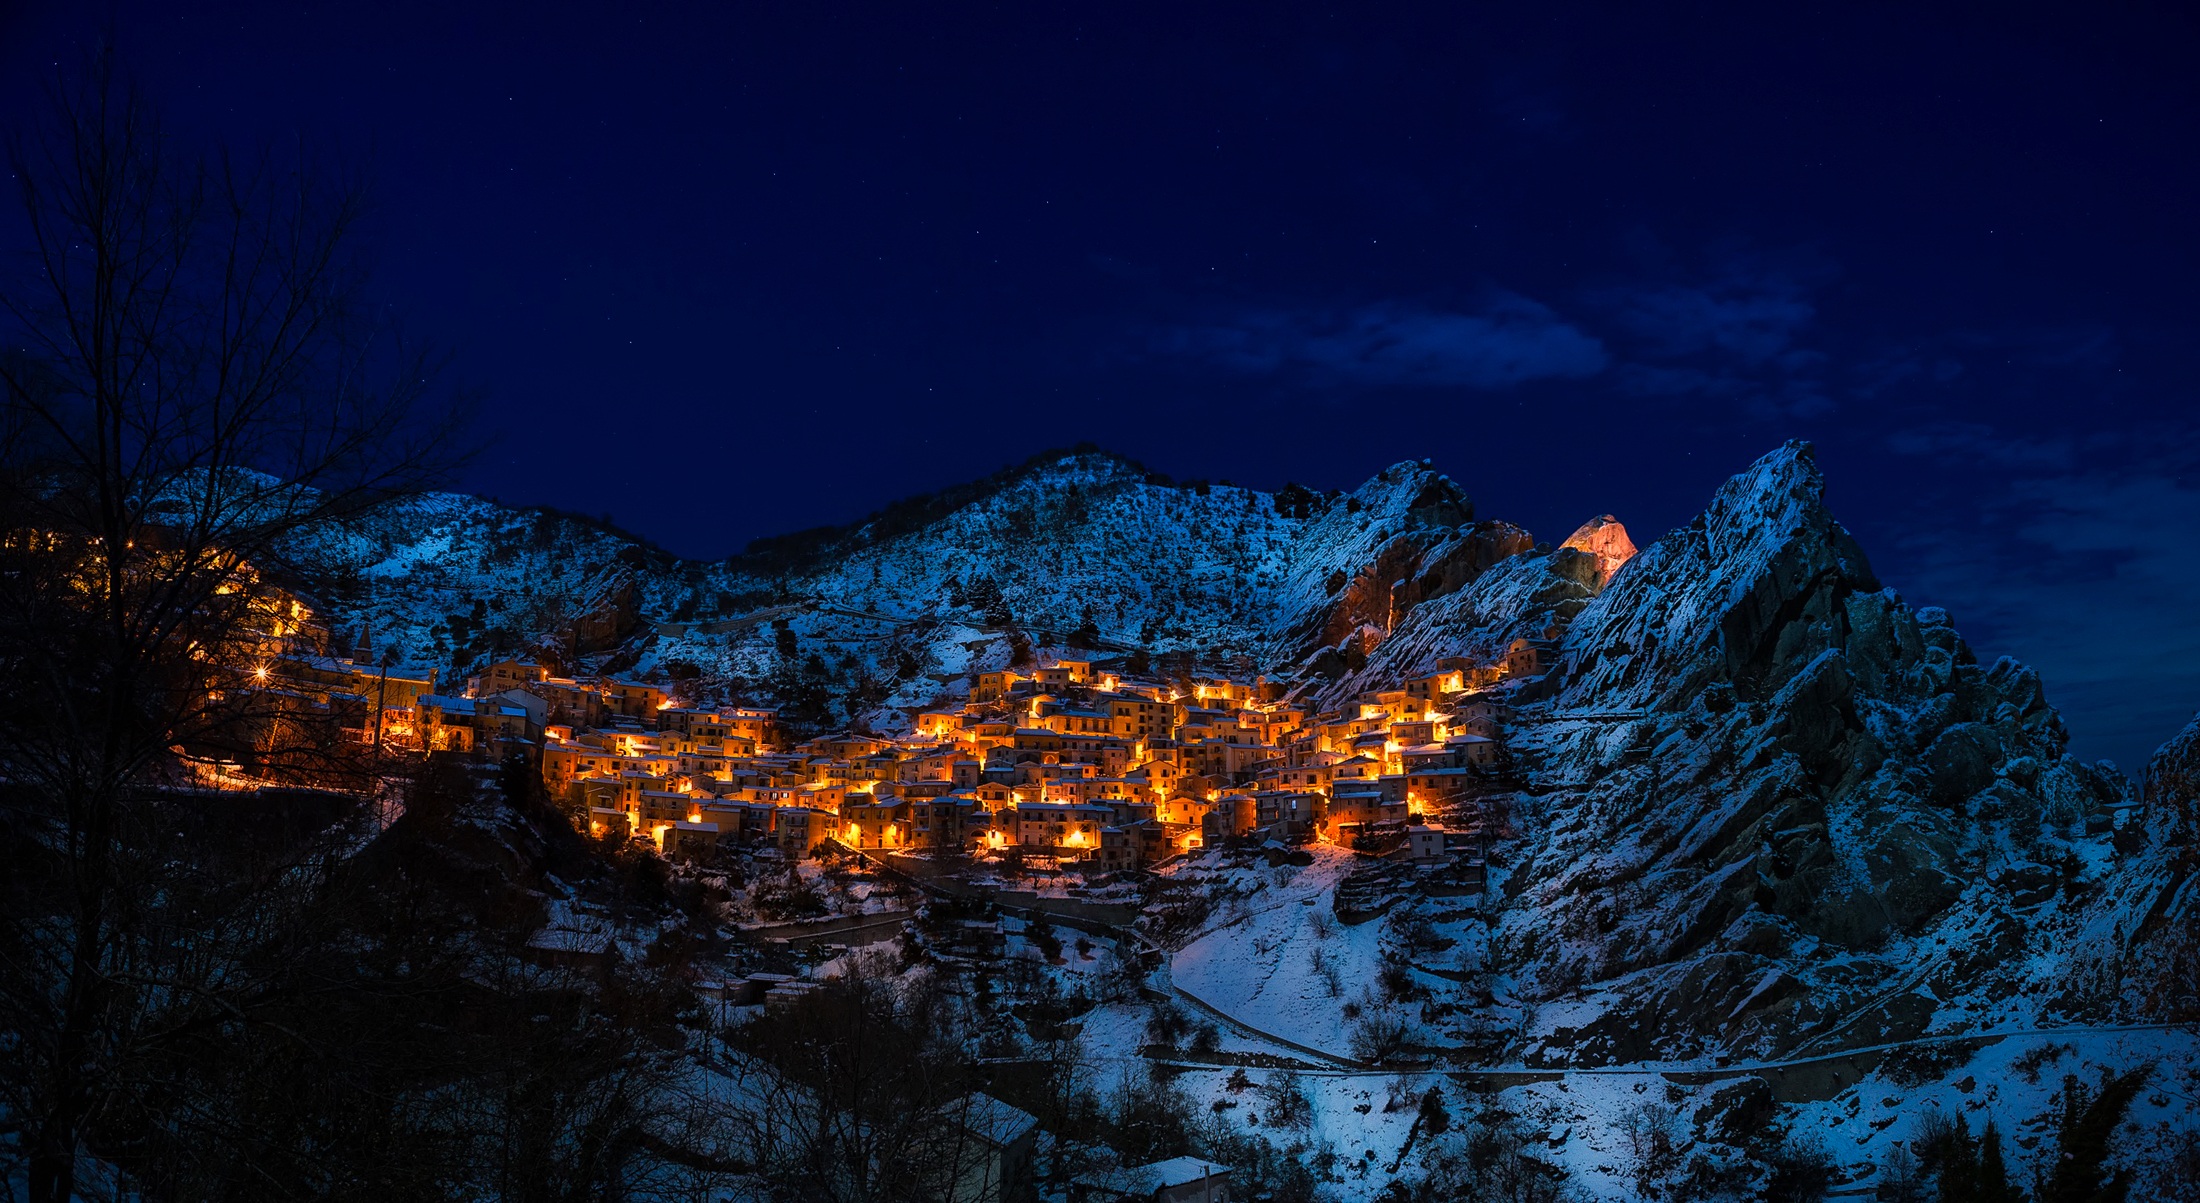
[280,448,1530,722]
[1423,444,2181,1070]
[282,443,2195,1061]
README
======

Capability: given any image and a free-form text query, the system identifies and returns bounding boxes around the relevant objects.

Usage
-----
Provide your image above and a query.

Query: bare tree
[0,50,467,1202]
[716,960,993,1202]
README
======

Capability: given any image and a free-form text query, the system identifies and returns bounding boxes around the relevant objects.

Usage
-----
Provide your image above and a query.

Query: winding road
[841,847,2194,1094]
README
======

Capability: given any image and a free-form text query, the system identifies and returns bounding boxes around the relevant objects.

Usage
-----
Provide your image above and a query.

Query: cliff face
[2146,711,2200,846]
[1559,514,1636,587]
[1264,442,2173,1065]
[2123,712,2200,1023]
[1485,444,2146,1063]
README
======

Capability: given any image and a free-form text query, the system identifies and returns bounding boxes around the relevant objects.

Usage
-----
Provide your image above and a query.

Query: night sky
[6,3,2197,773]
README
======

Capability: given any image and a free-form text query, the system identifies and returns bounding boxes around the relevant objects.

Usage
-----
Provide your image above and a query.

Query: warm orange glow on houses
[517,649,1493,866]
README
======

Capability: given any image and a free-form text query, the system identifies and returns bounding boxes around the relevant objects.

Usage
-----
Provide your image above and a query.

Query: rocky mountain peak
[1559,515,1635,588]
[1354,459,1476,528]
[1485,442,2158,1067]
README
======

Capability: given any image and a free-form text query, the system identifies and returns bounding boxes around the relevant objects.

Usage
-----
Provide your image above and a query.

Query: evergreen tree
[2038,1067,2151,1203]
[1918,1111,2026,1203]
[1978,1120,2023,1203]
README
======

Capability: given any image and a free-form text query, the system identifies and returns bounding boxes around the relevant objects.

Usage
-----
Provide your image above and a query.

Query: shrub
[1620,1101,1683,1194]
[1259,1069,1314,1130]
[1760,1128,1836,1203]
[1350,1010,1411,1064]
[1143,1002,1189,1047]
[1417,1086,1451,1137]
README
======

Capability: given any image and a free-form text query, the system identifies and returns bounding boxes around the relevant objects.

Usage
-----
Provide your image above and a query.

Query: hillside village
[242,590,1572,880]
[538,641,1547,869]
[199,445,2200,1201]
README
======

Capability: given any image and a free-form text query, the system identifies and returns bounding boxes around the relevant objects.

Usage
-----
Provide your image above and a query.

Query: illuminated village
[529,645,1562,873]
[117,452,2200,1203]
[222,570,1556,883]
[482,645,1543,882]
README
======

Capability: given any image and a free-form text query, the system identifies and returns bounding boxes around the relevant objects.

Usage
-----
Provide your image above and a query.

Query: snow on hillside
[1170,848,1376,1060]
[260,441,2200,1198]
[284,449,1538,732]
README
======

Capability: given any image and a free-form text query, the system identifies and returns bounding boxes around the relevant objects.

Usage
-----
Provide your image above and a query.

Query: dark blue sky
[6,2,2198,772]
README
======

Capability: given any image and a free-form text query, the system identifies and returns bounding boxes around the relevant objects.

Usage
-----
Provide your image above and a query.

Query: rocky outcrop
[1484,443,2140,1064]
[2146,710,2200,847]
[1302,519,1535,662]
[1559,515,1636,588]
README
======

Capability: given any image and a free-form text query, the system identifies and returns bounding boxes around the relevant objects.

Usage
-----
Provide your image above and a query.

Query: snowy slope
[284,443,2193,1067]
[281,449,1531,727]
[1407,444,2174,1069]
[266,440,2200,1197]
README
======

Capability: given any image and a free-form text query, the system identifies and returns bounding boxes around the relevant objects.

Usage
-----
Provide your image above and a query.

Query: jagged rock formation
[1482,444,2147,1063]
[2146,710,2200,847]
[2119,712,2200,1023]
[1265,441,2181,1066]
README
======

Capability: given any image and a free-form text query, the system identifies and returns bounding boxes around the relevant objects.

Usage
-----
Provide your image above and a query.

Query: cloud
[1886,422,2076,471]
[1883,445,2200,774]
[1854,324,2119,403]
[1157,295,1607,390]
[1615,363,1834,419]
[1608,279,1816,364]
[1591,249,1839,420]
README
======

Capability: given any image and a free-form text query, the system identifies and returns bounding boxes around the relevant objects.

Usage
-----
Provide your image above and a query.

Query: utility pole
[373,651,392,753]
[373,649,393,822]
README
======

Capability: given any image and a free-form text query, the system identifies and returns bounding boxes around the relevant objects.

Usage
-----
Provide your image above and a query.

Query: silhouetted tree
[715,960,988,1202]
[0,51,466,1202]
[1917,1111,2026,1203]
